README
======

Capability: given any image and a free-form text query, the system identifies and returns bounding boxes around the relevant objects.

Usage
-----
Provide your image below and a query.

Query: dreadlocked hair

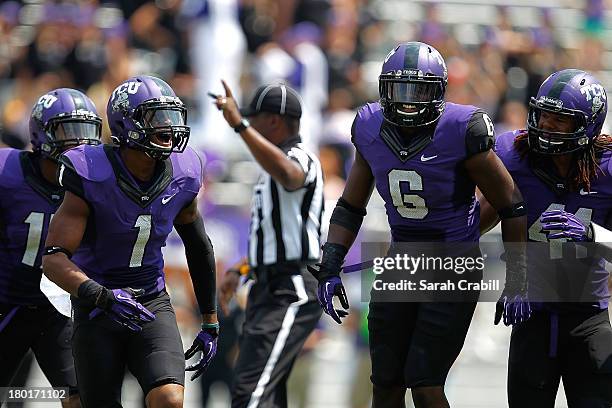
[513,130,612,192]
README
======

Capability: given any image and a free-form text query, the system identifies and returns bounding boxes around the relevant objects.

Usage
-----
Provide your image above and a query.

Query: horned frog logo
[592,95,604,114]
[112,91,129,112]
[31,104,44,121]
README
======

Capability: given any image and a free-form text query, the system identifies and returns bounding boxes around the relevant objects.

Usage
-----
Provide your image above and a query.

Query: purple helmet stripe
[547,69,582,99]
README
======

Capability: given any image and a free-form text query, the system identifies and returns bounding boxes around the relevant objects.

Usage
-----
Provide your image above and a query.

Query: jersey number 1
[130,215,152,267]
[22,212,50,267]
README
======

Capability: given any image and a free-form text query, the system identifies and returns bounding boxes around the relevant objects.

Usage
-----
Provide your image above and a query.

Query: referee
[213,81,324,408]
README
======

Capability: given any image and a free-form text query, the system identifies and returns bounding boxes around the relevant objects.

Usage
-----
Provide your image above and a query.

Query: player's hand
[540,209,593,242]
[212,80,242,128]
[89,287,156,332]
[185,327,218,380]
[495,289,531,326]
[219,269,241,316]
[308,242,350,324]
[308,264,349,324]
[495,249,530,326]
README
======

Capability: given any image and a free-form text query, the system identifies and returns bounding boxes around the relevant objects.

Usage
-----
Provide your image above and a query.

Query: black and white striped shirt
[248,137,324,268]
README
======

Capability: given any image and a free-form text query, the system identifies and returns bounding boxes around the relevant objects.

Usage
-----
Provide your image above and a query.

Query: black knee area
[411,386,449,408]
[146,384,183,408]
[373,384,406,408]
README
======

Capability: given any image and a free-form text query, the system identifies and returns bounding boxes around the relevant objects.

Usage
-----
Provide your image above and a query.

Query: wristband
[233,118,250,133]
[202,322,220,336]
[43,246,73,258]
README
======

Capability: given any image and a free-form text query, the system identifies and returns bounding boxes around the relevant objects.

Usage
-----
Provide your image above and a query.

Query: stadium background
[0,0,610,406]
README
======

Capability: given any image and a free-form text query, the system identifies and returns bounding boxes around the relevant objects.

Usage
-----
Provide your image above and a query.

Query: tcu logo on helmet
[112,82,142,99]
[111,82,142,112]
[580,83,606,102]
[31,94,58,121]
[37,94,58,109]
[580,83,606,114]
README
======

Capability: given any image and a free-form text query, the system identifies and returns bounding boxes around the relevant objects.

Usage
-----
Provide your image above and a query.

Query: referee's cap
[240,83,302,119]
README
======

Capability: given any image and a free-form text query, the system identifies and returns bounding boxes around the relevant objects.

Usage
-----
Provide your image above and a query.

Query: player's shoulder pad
[590,150,612,197]
[351,102,384,147]
[170,146,203,193]
[60,144,113,182]
[0,148,23,187]
[463,107,495,157]
[598,148,612,183]
[494,129,522,156]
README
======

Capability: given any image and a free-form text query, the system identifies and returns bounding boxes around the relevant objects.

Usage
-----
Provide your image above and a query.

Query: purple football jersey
[353,102,482,242]
[0,149,63,305]
[61,144,202,293]
[496,130,612,310]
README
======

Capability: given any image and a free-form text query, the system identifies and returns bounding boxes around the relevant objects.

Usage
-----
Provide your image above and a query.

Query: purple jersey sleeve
[352,102,384,152]
[494,130,521,156]
[170,146,203,195]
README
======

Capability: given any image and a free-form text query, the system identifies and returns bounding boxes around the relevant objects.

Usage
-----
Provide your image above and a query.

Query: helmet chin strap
[144,146,172,160]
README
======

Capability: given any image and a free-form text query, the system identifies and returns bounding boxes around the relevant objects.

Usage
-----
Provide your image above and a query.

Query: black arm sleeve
[174,217,217,314]
[57,156,85,199]
[465,110,495,157]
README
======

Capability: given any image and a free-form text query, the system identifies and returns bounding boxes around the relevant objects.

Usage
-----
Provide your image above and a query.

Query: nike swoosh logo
[161,192,178,204]
[420,154,438,162]
[579,189,598,195]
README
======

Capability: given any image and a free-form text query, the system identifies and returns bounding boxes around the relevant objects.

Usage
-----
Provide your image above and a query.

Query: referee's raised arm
[212,80,307,190]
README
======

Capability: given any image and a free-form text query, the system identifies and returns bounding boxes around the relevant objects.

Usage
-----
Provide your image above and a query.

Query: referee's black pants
[231,267,322,408]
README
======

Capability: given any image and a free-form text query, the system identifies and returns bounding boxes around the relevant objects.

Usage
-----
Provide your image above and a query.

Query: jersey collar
[379,121,433,162]
[104,145,173,208]
[20,152,64,205]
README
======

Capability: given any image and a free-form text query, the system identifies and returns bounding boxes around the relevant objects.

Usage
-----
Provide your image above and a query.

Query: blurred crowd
[1,0,610,406]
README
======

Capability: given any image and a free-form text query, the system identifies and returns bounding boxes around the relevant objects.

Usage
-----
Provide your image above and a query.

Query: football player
[480,69,612,407]
[42,76,218,407]
[0,88,102,407]
[309,41,529,408]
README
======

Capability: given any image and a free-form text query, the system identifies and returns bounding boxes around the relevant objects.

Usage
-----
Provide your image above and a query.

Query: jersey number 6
[388,169,428,219]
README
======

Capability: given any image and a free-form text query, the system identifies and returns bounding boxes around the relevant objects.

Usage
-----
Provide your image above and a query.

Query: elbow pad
[330,197,367,234]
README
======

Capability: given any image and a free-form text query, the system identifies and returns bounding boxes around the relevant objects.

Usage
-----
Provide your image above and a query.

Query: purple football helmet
[107,75,189,160]
[528,69,607,155]
[29,88,101,159]
[379,42,448,127]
